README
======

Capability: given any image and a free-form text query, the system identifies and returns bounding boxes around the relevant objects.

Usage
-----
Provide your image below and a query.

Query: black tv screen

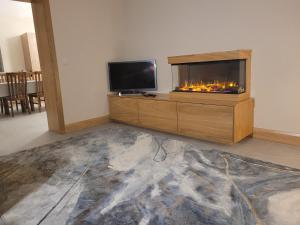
[108,60,157,91]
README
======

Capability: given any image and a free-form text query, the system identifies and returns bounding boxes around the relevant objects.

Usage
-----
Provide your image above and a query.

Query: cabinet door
[139,100,177,133]
[178,103,233,143]
[109,97,139,125]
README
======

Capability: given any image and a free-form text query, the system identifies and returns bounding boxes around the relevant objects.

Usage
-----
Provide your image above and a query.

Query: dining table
[0,80,38,115]
[0,80,37,98]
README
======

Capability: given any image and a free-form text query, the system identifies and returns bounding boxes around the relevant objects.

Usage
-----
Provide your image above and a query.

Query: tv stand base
[108,93,254,144]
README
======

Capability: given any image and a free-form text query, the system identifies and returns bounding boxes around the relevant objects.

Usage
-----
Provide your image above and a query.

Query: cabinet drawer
[178,103,233,143]
[109,97,139,125]
[139,100,177,133]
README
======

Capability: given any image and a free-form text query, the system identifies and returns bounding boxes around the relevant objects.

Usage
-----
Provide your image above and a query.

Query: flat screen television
[108,60,157,92]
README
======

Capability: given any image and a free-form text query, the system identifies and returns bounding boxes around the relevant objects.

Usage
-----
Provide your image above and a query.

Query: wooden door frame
[14,0,65,133]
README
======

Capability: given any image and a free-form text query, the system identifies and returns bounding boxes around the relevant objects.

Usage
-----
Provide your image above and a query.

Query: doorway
[13,0,65,133]
[0,0,65,155]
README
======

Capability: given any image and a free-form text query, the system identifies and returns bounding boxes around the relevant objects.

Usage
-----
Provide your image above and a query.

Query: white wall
[116,0,300,134]
[49,0,123,124]
[49,0,300,134]
[0,0,35,72]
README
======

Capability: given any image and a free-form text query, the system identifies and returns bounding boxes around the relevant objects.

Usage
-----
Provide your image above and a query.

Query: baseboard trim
[254,128,300,146]
[64,115,110,133]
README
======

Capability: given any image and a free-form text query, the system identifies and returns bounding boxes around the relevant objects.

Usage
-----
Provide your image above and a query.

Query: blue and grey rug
[0,124,300,225]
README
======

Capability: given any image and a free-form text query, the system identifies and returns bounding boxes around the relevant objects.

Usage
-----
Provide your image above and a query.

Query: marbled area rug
[1,125,300,225]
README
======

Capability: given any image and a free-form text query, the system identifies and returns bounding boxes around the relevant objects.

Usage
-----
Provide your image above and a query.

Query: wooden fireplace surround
[169,49,252,101]
[108,50,254,144]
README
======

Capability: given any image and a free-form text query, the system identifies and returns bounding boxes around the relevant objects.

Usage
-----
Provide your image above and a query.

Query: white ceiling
[0,0,33,19]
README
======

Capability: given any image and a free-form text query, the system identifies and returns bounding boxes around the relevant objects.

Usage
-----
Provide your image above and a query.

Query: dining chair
[5,72,31,117]
[26,72,35,81]
[0,73,6,114]
[28,71,45,112]
[0,73,6,83]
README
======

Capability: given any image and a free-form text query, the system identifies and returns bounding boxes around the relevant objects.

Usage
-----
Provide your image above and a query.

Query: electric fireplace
[168,50,251,101]
[171,60,246,94]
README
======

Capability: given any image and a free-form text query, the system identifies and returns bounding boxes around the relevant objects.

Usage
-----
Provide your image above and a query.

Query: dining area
[0,71,45,117]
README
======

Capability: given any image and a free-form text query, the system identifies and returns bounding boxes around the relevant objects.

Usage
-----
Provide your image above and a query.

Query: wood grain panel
[31,0,65,132]
[21,33,41,72]
[21,33,31,71]
[168,50,252,65]
[108,95,254,144]
[108,93,240,106]
[139,99,177,133]
[245,56,252,99]
[254,128,300,146]
[234,99,254,143]
[14,0,31,2]
[169,91,248,102]
[65,116,110,133]
[178,103,234,143]
[109,96,139,125]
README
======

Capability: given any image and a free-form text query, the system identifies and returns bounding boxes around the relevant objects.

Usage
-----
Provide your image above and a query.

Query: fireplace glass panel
[171,59,246,94]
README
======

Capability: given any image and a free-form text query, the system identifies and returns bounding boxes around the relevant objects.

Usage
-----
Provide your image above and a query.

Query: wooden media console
[108,94,254,144]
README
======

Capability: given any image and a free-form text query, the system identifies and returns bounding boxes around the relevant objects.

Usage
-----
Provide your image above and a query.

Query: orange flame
[178,80,239,93]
